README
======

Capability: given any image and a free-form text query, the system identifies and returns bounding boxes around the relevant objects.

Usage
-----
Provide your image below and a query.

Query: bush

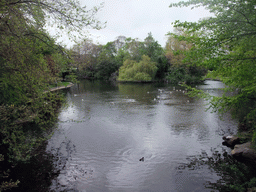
[118,55,158,82]
[167,65,206,84]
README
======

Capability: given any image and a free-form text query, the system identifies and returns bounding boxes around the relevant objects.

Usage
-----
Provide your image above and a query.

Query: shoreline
[46,82,74,92]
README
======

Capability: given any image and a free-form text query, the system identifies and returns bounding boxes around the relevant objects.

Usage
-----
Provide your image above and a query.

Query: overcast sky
[58,0,212,47]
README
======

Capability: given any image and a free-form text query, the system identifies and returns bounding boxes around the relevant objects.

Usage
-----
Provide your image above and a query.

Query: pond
[47,80,238,192]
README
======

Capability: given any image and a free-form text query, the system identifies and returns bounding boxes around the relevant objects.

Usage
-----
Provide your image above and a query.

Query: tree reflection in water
[7,138,76,192]
[6,141,58,192]
[177,149,256,192]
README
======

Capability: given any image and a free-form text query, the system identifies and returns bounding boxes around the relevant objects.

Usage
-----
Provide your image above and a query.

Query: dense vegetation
[165,28,207,84]
[2,0,255,190]
[0,1,206,188]
[71,32,204,82]
[169,1,256,191]
[118,55,158,82]
[170,0,256,137]
[0,0,102,190]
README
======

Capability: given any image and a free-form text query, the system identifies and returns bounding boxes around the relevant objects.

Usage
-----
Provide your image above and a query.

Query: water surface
[47,80,237,192]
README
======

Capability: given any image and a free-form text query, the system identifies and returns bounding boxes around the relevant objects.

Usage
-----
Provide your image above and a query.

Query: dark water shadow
[5,141,59,192]
[177,149,256,192]
[48,137,78,192]
[4,137,76,192]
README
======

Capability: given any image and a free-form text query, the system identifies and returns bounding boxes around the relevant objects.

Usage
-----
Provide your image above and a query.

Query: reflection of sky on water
[48,80,237,192]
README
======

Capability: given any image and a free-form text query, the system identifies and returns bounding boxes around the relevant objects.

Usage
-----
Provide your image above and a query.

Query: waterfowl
[139,157,144,162]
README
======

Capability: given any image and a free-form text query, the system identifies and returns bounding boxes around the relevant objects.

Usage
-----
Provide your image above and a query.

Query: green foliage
[251,130,256,148]
[95,42,121,80]
[95,60,120,80]
[155,55,169,80]
[165,28,206,84]
[71,39,102,79]
[0,92,63,191]
[118,55,158,82]
[167,65,206,84]
[115,48,131,66]
[170,0,256,131]
[119,34,165,66]
[142,33,164,62]
[0,155,20,191]
[0,0,102,190]
[167,66,186,84]
[72,33,169,81]
[133,72,152,81]
[0,92,63,162]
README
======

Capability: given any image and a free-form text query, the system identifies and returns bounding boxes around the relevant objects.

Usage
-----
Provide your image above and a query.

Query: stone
[222,135,240,148]
[231,142,256,165]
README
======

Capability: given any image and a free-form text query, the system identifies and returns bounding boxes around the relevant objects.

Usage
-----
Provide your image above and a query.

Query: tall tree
[96,42,120,80]
[0,0,103,189]
[143,32,164,62]
[72,39,102,79]
[165,28,192,66]
[115,34,168,80]
[170,0,256,131]
[0,0,103,103]
[143,33,168,80]
[123,37,145,61]
[113,36,126,52]
[165,27,206,84]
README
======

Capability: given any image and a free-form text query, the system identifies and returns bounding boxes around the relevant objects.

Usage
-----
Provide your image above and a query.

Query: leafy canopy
[165,27,206,84]
[0,0,103,163]
[118,55,158,82]
[169,0,256,129]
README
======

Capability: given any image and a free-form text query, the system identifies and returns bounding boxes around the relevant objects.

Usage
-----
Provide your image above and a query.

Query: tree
[95,42,120,80]
[123,37,145,61]
[143,33,168,80]
[165,28,192,66]
[114,34,168,80]
[165,27,206,84]
[143,32,164,62]
[71,34,168,81]
[118,55,158,82]
[170,0,256,132]
[72,39,102,79]
[0,0,103,103]
[113,36,126,52]
[0,0,104,47]
[0,0,103,189]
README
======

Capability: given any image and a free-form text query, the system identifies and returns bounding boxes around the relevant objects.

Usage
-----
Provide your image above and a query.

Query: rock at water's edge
[231,142,256,165]
[222,135,240,148]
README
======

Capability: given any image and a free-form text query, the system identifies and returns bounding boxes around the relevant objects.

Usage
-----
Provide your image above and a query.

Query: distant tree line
[71,32,206,83]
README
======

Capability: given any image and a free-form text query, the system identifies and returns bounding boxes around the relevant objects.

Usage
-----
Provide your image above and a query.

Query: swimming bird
[139,157,144,162]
